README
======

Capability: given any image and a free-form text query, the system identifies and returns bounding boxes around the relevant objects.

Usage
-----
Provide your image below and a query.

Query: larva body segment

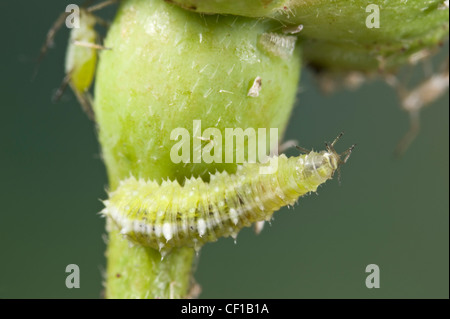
[103,148,347,253]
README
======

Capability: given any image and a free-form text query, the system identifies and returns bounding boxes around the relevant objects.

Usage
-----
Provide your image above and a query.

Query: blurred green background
[0,0,448,298]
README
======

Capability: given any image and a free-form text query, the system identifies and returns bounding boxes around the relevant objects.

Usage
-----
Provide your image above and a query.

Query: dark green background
[0,0,448,298]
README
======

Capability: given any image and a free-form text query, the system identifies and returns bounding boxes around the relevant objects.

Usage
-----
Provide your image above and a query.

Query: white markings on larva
[259,32,297,60]
[254,220,265,235]
[162,223,173,241]
[197,219,207,237]
[102,138,355,254]
[154,223,162,237]
[248,76,262,97]
[229,208,239,225]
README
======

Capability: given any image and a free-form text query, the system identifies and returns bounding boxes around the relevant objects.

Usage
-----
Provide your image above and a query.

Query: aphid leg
[324,142,336,157]
[388,56,449,155]
[338,145,356,185]
[72,88,96,120]
[52,68,95,120]
[73,40,111,51]
[87,0,119,13]
[395,110,421,157]
[325,132,356,184]
[52,72,73,103]
[34,11,70,79]
[295,145,311,154]
[324,142,342,185]
[87,0,119,29]
[331,131,345,146]
[341,144,357,164]
[328,130,355,159]
[82,0,97,8]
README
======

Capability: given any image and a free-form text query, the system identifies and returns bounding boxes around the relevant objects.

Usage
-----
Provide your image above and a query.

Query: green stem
[106,230,196,299]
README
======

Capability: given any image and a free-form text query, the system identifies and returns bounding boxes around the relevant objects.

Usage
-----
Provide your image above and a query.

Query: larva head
[296,132,355,186]
[322,132,356,180]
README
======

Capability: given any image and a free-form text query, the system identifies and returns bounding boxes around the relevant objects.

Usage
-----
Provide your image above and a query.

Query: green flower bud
[95,0,302,188]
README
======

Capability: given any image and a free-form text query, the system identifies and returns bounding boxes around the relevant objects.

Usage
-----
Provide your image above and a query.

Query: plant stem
[106,229,196,299]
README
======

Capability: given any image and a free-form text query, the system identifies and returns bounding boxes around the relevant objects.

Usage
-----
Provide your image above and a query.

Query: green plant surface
[169,0,449,72]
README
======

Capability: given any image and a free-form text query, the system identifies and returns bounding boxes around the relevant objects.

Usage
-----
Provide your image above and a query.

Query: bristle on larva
[102,143,354,254]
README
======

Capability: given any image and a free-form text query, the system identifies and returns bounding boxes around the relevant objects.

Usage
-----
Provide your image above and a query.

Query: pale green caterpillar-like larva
[102,136,355,255]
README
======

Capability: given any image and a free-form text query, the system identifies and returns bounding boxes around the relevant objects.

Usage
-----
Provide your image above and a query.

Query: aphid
[38,1,117,119]
[101,134,355,255]
[387,57,449,155]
